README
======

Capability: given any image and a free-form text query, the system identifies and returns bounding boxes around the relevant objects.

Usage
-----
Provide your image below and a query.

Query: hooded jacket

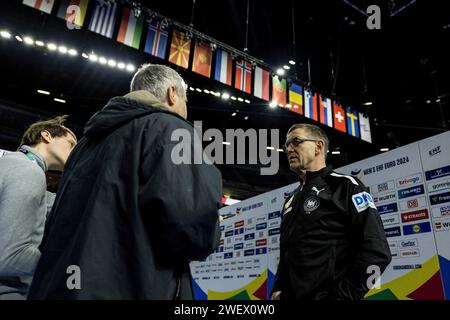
[27,91,222,299]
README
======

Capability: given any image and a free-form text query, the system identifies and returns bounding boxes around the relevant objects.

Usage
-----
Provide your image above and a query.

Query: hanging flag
[254,66,270,101]
[192,41,212,77]
[304,89,318,121]
[22,0,55,14]
[88,0,118,39]
[319,95,333,127]
[272,76,287,107]
[359,112,372,143]
[288,83,303,115]
[144,18,169,59]
[117,7,144,49]
[346,107,360,138]
[333,102,347,133]
[57,0,90,27]
[214,49,233,86]
[168,29,191,69]
[234,60,252,94]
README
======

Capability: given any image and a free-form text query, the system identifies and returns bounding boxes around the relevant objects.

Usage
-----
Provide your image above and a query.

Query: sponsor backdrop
[190,131,450,300]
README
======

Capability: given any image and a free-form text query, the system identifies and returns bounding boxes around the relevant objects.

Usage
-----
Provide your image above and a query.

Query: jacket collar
[20,145,48,172]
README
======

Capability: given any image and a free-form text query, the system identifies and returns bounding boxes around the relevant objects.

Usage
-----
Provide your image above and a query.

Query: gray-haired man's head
[130,64,188,119]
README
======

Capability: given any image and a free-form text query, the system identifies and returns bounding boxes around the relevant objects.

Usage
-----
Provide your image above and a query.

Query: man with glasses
[271,123,391,300]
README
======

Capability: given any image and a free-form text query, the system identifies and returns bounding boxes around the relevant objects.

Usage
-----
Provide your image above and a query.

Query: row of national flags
[22,0,372,143]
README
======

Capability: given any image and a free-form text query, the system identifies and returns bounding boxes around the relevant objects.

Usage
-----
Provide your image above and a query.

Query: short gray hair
[130,63,187,103]
[287,123,329,159]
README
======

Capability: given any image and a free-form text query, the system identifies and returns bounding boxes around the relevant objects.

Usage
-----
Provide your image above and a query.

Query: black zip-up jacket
[27,91,222,299]
[272,166,391,300]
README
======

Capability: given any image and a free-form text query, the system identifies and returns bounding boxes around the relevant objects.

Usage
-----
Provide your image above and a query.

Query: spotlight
[47,43,57,51]
[230,96,237,101]
[237,97,244,102]
[99,57,107,64]
[222,93,230,100]
[286,104,292,109]
[68,49,78,56]
[37,90,50,95]
[363,101,373,106]
[0,31,12,39]
[15,35,23,42]
[188,86,195,91]
[24,36,34,45]
[426,100,431,104]
[332,151,341,155]
[35,40,45,47]
[276,68,285,76]
[204,89,210,94]
[244,99,250,104]
[58,46,68,54]
[231,112,237,117]
[126,64,135,72]
[117,62,125,69]
[108,59,117,67]
[269,101,277,108]
[89,54,98,62]
[81,52,89,59]
[244,116,249,120]
[289,60,296,65]
[380,148,389,152]
[196,88,202,92]
[283,65,290,70]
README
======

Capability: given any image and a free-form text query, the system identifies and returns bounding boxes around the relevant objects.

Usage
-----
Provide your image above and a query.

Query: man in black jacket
[271,124,391,300]
[28,64,222,299]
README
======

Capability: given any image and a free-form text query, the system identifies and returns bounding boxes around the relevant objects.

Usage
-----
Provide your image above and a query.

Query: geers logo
[352,192,376,213]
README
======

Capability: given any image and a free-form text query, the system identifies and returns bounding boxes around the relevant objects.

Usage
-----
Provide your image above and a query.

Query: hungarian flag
[333,102,347,133]
[319,95,333,127]
[214,49,232,86]
[346,107,360,138]
[359,112,372,143]
[192,41,212,77]
[234,60,252,94]
[304,89,318,121]
[22,0,55,14]
[272,76,286,107]
[88,0,118,39]
[169,29,191,69]
[117,7,145,49]
[289,83,303,115]
[254,66,270,101]
[57,0,90,27]
[144,18,169,59]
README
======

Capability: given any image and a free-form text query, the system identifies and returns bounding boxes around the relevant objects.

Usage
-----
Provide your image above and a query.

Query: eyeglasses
[282,137,319,152]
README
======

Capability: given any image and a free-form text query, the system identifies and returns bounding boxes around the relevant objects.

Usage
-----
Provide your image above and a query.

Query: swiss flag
[333,102,347,133]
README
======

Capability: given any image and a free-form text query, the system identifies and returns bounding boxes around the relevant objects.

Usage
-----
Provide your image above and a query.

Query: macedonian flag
[169,29,191,69]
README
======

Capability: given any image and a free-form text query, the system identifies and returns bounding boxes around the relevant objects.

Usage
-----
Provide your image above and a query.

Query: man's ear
[316,140,324,155]
[167,86,177,106]
[40,130,52,144]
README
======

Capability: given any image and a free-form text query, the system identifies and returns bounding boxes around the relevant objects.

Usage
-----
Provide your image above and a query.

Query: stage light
[244,99,250,104]
[426,100,431,104]
[189,86,195,91]
[195,88,202,92]
[54,98,66,104]
[380,148,389,152]
[0,31,12,39]
[231,112,237,117]
[276,68,285,76]
[15,35,23,42]
[244,116,249,120]
[37,90,50,95]
[289,60,296,65]
[35,40,45,47]
[286,104,292,109]
[58,46,68,54]
[222,93,230,100]
[99,57,107,64]
[363,101,373,106]
[126,64,135,72]
[81,52,89,59]
[237,97,244,102]
[332,151,341,155]
[231,96,237,101]
[24,36,34,45]
[89,54,98,62]
[108,59,117,67]
[283,65,290,70]
[47,43,57,51]
[204,89,210,94]
[117,62,125,69]
[68,49,78,56]
[269,101,277,108]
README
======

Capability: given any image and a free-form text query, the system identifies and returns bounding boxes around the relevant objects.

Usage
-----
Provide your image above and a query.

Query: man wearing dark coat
[28,64,222,299]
